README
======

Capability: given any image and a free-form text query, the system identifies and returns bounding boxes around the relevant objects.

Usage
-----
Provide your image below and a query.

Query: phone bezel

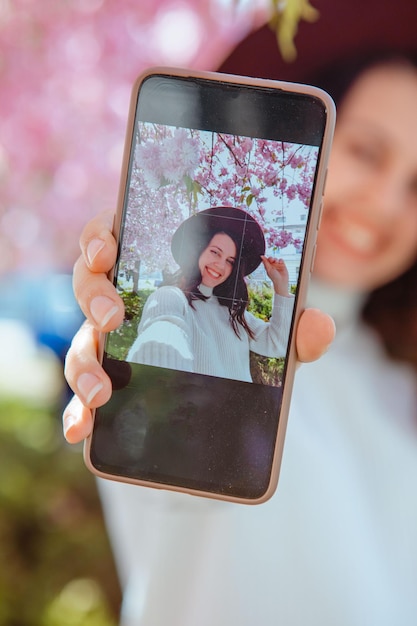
[84,67,336,505]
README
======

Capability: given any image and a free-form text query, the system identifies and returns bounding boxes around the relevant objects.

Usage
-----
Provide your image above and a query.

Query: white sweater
[99,281,417,626]
[127,285,294,382]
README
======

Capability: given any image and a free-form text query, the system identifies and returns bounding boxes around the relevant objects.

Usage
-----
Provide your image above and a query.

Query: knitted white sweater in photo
[126,284,294,382]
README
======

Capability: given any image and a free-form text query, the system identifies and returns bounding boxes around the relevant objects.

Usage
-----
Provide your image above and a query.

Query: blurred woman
[63,50,417,626]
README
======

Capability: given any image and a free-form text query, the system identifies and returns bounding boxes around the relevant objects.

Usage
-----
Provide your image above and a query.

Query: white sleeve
[247,294,294,358]
[126,286,194,372]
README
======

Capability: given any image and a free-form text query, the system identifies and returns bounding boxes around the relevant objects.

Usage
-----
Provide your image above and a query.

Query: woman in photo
[125,206,293,383]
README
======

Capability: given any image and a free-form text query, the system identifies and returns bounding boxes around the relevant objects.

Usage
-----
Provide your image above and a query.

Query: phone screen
[87,72,333,502]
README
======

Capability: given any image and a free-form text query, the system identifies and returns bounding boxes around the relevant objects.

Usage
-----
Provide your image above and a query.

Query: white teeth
[207,268,221,278]
[340,222,378,254]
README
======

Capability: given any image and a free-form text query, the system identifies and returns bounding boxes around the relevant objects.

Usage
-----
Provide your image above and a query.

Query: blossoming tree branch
[120,123,317,284]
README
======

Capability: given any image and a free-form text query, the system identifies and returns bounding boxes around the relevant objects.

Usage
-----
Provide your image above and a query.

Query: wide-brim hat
[218,0,417,84]
[171,206,265,276]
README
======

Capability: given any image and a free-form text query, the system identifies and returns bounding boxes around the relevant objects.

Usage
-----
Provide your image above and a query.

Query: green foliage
[248,282,273,320]
[0,398,121,625]
[106,289,153,360]
[269,0,320,61]
[250,352,285,386]
[184,174,202,208]
[248,283,285,386]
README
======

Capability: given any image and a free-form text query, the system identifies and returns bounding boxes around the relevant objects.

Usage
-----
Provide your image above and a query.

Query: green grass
[0,398,121,625]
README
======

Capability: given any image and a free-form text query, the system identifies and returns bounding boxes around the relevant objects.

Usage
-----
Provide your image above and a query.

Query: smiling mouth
[206,267,222,279]
[328,215,381,257]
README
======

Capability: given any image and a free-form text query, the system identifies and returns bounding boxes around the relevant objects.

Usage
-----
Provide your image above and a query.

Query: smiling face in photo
[314,64,417,290]
[198,232,237,288]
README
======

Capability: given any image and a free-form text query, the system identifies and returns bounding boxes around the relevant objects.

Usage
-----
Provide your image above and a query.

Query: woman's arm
[247,293,294,358]
[127,286,194,371]
[261,256,291,297]
[247,256,294,357]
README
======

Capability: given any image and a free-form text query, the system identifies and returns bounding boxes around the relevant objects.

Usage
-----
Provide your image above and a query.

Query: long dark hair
[166,227,255,339]
[313,49,417,368]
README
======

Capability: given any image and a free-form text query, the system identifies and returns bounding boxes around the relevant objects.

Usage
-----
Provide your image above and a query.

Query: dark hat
[171,206,265,276]
[218,0,417,84]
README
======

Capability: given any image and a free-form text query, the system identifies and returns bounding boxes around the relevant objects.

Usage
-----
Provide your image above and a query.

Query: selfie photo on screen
[85,69,334,501]
[105,125,318,387]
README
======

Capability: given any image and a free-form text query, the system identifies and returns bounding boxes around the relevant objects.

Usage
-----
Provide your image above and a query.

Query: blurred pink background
[0,6,269,618]
[0,0,269,275]
[0,0,271,396]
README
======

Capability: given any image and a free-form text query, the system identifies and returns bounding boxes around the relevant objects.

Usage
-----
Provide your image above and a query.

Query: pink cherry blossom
[0,0,270,274]
[120,124,317,273]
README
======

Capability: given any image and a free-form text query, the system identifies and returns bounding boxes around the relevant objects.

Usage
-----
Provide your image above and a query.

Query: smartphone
[84,67,335,504]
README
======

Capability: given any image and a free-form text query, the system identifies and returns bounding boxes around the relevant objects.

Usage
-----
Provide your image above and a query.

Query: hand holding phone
[82,67,335,504]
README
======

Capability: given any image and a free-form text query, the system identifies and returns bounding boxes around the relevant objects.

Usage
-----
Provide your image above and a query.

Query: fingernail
[90,296,119,328]
[87,238,105,265]
[77,373,103,404]
[63,413,77,440]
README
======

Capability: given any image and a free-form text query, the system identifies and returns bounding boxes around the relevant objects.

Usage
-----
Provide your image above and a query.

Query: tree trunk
[132,258,141,294]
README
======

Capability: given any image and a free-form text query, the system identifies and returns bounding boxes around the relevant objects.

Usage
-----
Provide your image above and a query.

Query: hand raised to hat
[261,256,291,297]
